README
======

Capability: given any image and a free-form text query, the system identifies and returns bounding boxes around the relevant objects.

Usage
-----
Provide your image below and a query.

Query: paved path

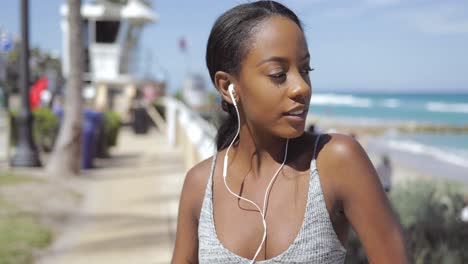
[37,128,185,264]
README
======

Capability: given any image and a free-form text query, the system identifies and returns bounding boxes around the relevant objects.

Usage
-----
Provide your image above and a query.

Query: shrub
[32,107,59,152]
[103,111,120,147]
[345,180,468,264]
[94,111,121,158]
[11,109,121,155]
[9,107,59,152]
[390,180,467,264]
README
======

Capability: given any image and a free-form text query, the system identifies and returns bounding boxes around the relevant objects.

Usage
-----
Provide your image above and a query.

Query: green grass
[0,214,52,264]
[0,180,52,264]
[0,173,43,186]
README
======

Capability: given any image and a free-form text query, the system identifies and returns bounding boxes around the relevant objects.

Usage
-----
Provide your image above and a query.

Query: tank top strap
[313,133,322,160]
[208,151,218,184]
[310,133,322,171]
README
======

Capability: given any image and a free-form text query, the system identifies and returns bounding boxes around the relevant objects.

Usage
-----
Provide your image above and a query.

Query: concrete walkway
[37,128,185,264]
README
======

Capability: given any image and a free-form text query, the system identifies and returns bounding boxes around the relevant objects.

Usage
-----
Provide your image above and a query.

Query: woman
[172,1,408,263]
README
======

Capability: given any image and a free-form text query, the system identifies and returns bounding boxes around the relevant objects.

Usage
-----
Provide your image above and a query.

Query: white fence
[164,97,217,169]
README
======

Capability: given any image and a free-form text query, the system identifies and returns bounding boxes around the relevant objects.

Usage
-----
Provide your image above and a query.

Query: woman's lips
[283,109,307,120]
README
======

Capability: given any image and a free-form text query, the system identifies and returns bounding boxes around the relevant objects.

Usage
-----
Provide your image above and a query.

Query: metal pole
[11,0,41,167]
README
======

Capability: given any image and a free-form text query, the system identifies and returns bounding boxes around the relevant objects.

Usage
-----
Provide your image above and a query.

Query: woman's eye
[301,67,314,74]
[270,72,286,79]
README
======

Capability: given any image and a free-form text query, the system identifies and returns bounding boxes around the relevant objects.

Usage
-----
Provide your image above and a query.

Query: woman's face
[236,15,311,139]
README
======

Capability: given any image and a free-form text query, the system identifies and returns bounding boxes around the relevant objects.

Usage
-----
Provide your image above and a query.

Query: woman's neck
[229,123,288,180]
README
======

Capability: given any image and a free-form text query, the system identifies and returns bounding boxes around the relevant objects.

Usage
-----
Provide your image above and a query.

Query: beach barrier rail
[165,97,217,170]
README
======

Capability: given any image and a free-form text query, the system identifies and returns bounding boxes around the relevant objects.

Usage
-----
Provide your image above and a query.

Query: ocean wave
[386,139,468,169]
[381,99,400,108]
[311,94,372,108]
[426,101,468,114]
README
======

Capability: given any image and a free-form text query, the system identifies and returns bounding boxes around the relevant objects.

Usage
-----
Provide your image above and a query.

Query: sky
[0,0,468,94]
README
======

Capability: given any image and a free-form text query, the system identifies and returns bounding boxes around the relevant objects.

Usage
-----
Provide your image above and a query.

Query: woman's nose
[288,76,310,103]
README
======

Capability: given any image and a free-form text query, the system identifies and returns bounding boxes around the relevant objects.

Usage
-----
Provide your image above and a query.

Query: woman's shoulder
[316,132,363,160]
[313,132,369,179]
[181,155,217,220]
[186,155,215,184]
[301,131,361,159]
[315,132,378,196]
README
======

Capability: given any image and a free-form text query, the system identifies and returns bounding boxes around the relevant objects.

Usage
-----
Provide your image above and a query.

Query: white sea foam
[386,139,468,169]
[311,93,372,108]
[426,101,468,114]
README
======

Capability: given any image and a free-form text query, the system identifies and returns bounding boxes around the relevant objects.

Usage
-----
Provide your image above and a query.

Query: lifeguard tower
[60,0,158,122]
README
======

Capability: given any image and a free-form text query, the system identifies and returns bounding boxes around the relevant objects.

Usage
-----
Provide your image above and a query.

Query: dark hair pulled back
[206,0,303,151]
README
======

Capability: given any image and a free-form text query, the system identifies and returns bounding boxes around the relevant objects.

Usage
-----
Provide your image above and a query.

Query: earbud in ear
[228,84,237,106]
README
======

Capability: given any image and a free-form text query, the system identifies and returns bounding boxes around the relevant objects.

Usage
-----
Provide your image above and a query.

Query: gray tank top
[198,134,347,263]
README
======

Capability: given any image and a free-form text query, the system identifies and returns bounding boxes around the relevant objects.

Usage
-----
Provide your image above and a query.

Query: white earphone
[228,83,237,107]
[223,83,289,263]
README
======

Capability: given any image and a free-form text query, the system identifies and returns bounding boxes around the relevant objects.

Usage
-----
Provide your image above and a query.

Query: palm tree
[46,0,83,176]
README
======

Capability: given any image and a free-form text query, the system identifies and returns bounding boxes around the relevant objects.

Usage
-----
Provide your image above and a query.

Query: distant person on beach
[376,155,393,192]
[172,1,408,263]
[307,123,321,134]
[461,195,468,222]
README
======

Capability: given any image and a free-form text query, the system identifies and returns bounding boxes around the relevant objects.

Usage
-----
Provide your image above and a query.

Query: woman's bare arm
[324,134,409,264]
[171,159,212,264]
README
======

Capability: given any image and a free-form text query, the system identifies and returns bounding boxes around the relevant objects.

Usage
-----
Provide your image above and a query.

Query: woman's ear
[214,71,238,105]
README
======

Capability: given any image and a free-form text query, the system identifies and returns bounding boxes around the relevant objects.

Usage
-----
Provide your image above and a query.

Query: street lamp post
[11,0,41,167]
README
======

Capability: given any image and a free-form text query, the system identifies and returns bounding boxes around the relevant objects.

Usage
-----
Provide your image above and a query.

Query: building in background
[60,0,159,122]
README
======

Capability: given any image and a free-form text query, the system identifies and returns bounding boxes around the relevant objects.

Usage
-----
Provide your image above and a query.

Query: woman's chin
[282,126,306,139]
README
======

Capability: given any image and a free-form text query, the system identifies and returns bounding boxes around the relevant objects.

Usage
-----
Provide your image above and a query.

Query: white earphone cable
[223,91,289,263]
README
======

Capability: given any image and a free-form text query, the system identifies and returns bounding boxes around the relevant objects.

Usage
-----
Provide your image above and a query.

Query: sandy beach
[307,115,468,188]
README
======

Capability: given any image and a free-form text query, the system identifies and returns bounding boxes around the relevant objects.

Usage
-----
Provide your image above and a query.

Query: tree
[46,0,83,176]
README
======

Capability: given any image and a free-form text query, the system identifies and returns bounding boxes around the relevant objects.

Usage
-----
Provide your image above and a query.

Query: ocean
[308,92,468,182]
[309,92,468,126]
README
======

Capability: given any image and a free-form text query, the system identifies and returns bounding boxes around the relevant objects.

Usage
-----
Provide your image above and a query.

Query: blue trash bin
[81,110,103,169]
[54,108,103,169]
